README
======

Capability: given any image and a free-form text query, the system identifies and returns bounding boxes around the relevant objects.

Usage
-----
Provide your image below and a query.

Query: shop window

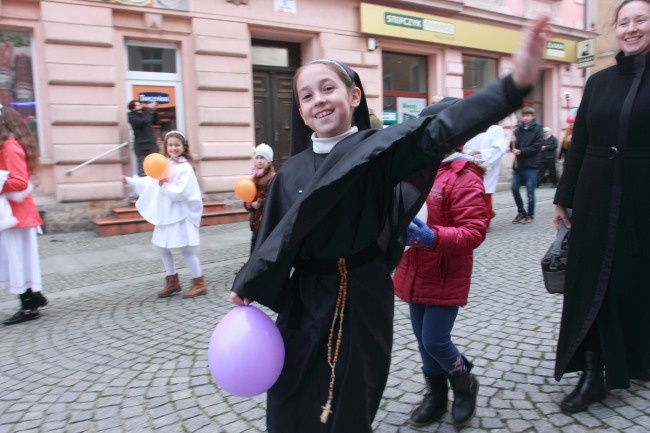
[462,56,497,93]
[127,45,176,73]
[518,75,544,124]
[463,55,543,123]
[382,53,427,124]
[383,53,426,93]
[0,30,39,149]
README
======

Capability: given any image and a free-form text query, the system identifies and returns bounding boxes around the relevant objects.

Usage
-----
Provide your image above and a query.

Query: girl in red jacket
[0,105,48,325]
[393,100,489,426]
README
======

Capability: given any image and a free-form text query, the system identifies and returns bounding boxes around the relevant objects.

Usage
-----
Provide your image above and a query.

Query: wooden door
[253,70,294,169]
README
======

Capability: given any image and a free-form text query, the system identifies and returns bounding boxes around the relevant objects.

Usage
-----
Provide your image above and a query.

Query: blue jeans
[511,168,537,217]
[409,304,466,377]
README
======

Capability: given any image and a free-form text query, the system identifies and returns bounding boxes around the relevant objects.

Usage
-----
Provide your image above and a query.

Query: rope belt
[293,244,379,424]
[320,258,348,424]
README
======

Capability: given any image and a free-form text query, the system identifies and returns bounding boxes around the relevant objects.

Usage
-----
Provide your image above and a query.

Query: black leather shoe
[3,309,41,326]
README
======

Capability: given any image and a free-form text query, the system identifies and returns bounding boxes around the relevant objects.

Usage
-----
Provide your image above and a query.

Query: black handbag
[541,217,571,295]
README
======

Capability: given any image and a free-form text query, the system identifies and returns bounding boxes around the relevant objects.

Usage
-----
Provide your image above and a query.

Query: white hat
[254,143,273,162]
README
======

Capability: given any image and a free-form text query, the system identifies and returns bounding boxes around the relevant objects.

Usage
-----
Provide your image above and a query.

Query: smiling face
[616,1,650,56]
[166,136,185,159]
[295,63,361,138]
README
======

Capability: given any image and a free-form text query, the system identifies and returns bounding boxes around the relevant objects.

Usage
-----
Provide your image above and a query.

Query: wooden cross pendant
[320,401,333,424]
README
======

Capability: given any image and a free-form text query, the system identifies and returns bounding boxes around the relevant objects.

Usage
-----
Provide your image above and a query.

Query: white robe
[125,156,203,250]
[0,170,17,231]
[463,125,507,194]
[0,171,41,294]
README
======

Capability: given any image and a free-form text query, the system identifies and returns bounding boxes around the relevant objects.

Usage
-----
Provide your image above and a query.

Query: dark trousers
[538,161,558,186]
[135,150,157,177]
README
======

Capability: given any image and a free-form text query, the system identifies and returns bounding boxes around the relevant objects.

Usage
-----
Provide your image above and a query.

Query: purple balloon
[208,305,285,397]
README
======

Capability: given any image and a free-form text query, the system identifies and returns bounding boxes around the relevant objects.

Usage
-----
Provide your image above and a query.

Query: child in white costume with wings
[123,130,206,298]
[462,124,507,221]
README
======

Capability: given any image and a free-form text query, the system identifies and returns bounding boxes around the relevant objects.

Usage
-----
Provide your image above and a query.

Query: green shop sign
[385,12,455,35]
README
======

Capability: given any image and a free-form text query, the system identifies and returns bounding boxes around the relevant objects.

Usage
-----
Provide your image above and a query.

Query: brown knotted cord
[320,258,348,424]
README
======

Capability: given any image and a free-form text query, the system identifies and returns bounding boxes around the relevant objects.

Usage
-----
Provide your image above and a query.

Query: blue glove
[406,217,435,248]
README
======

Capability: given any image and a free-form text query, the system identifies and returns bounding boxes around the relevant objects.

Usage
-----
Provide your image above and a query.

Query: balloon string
[320,258,347,424]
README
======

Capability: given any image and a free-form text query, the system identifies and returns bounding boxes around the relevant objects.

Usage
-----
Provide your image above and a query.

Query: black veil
[290,60,371,156]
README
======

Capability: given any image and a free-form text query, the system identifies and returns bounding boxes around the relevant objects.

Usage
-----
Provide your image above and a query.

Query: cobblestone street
[0,188,648,433]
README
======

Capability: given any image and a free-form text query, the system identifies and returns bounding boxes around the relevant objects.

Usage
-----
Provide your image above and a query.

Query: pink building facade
[0,0,593,212]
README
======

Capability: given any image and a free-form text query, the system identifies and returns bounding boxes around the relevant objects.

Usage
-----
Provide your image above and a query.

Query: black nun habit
[232,60,527,432]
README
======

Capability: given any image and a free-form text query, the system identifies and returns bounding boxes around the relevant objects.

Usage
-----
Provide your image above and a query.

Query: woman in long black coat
[553,0,650,414]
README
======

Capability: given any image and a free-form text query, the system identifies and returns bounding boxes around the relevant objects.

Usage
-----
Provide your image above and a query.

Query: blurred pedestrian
[0,105,48,325]
[463,123,507,222]
[558,123,573,165]
[510,106,543,224]
[128,99,159,177]
[368,108,384,129]
[537,126,558,187]
[243,143,276,254]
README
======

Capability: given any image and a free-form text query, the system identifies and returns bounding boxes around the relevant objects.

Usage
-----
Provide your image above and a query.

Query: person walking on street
[123,130,206,299]
[0,105,48,325]
[393,116,489,426]
[538,126,558,187]
[553,0,650,414]
[510,106,543,224]
[128,99,159,177]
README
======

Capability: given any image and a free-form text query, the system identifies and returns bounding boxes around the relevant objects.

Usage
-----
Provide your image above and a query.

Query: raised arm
[512,16,552,91]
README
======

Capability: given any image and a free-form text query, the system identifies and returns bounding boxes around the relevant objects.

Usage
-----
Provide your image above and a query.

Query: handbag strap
[549,219,570,257]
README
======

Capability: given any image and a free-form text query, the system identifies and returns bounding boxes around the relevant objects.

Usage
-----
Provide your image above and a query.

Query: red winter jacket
[0,137,43,228]
[393,156,488,306]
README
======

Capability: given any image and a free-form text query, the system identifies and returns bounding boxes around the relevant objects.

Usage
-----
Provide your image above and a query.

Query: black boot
[33,291,49,308]
[448,368,479,425]
[407,373,448,426]
[21,288,48,309]
[560,351,606,413]
[3,290,41,326]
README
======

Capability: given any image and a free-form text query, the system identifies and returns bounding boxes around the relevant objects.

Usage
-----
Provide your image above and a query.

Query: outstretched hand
[512,15,552,91]
[230,291,252,306]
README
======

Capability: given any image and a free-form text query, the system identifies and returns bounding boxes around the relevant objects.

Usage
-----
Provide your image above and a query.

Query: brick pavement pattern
[0,188,648,433]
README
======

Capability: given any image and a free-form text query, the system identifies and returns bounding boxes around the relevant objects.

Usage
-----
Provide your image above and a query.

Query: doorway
[125,41,184,174]
[252,40,300,169]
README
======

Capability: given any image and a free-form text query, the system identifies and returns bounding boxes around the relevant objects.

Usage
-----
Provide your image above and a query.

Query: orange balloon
[234,178,257,202]
[143,153,168,180]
